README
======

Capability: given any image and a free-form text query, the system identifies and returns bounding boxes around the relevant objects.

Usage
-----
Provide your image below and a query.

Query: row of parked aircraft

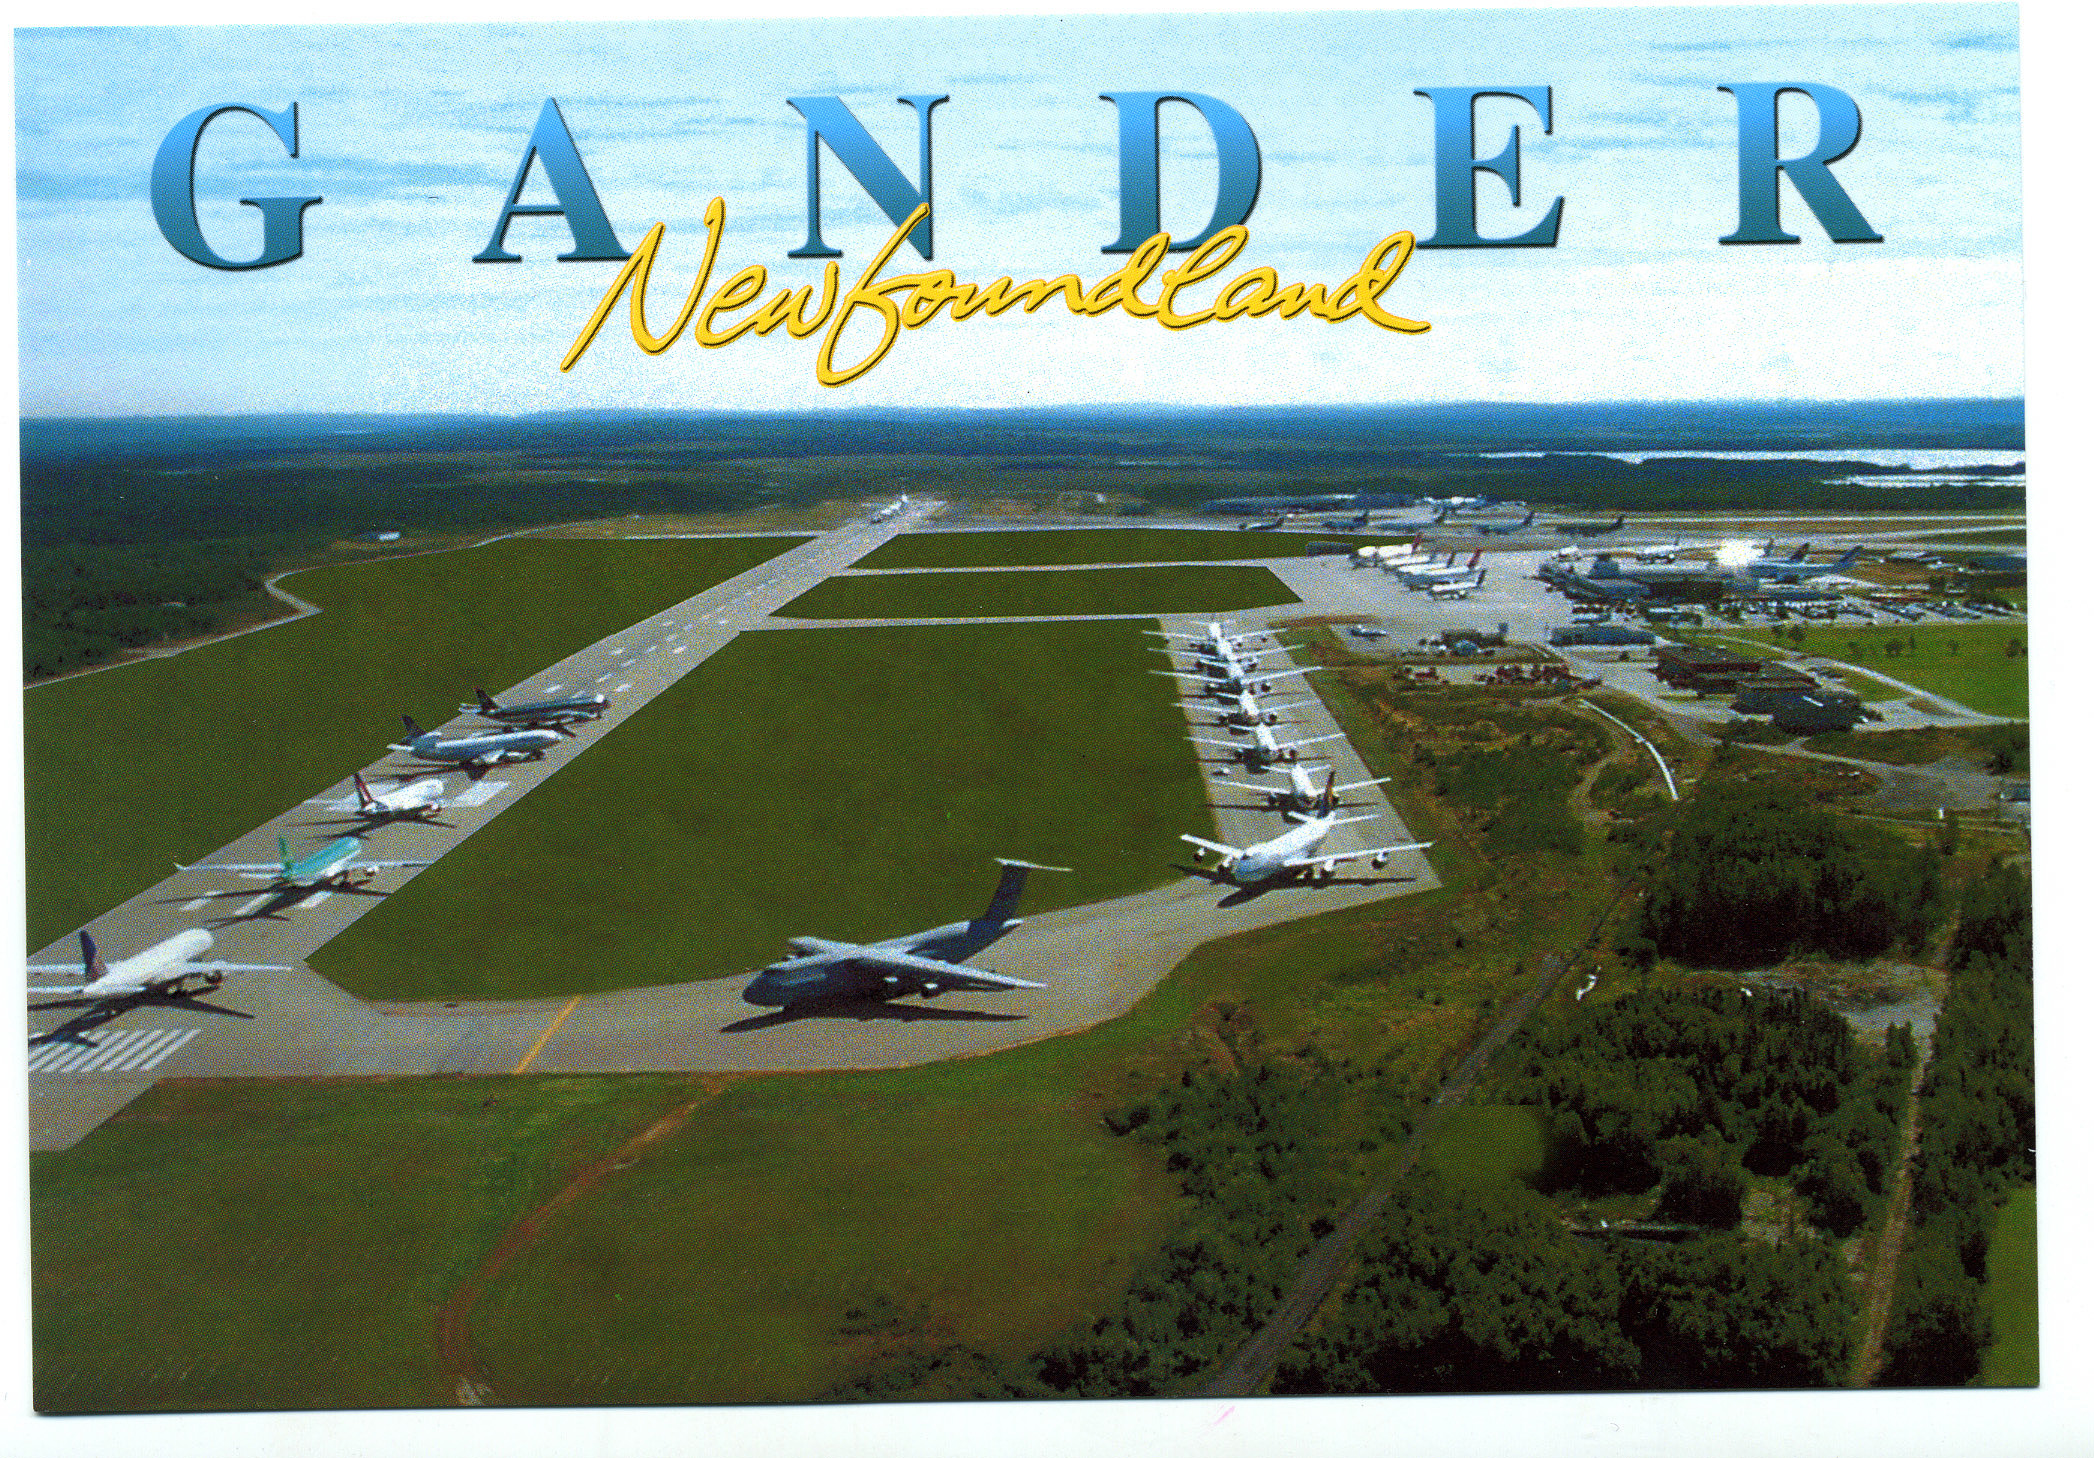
[29,687,614,1042]
[1153,621,1430,885]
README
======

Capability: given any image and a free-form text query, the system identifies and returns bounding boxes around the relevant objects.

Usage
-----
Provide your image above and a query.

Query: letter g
[150,103,322,269]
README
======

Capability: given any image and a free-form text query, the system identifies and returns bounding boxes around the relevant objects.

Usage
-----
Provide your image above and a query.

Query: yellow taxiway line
[512,995,582,1075]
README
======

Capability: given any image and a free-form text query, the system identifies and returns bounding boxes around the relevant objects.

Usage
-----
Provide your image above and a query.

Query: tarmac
[26,510,1438,1150]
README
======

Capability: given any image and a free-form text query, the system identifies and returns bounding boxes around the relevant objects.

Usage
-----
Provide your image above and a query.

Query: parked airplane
[1428,571,1486,600]
[1189,721,1345,770]
[1750,545,1862,582]
[392,715,564,769]
[1238,510,1295,531]
[1352,533,1428,567]
[1180,773,1431,884]
[194,834,432,890]
[1475,510,1537,536]
[742,858,1067,1007]
[1157,658,1322,697]
[1554,514,1627,537]
[346,772,445,824]
[1209,688,1298,728]
[463,687,608,730]
[1632,538,1685,562]
[868,493,910,523]
[29,929,288,1011]
[1397,550,1486,588]
[1218,760,1391,812]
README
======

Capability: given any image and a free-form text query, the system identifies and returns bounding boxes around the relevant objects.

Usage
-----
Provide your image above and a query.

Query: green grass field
[1979,1184,2038,1386]
[30,876,1516,1411]
[776,564,1300,619]
[1417,1106,1547,1186]
[856,528,1405,570]
[1718,622,2027,718]
[310,620,1212,999]
[24,537,806,951]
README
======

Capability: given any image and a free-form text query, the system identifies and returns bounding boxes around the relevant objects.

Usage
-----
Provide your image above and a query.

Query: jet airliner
[463,687,608,730]
[29,929,288,1014]
[393,716,565,769]
[195,834,432,890]
[1181,774,1432,884]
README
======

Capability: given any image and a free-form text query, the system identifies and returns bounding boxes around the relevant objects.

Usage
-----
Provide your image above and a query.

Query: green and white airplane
[192,834,432,890]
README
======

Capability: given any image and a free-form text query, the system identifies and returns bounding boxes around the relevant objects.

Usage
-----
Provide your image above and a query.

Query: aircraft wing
[1336,776,1393,791]
[1286,839,1433,871]
[353,859,435,869]
[850,947,1046,991]
[1179,834,1242,861]
[1274,733,1345,750]
[1186,736,1244,749]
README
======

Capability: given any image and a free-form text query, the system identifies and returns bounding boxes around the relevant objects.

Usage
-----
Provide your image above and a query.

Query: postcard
[12,3,2063,1454]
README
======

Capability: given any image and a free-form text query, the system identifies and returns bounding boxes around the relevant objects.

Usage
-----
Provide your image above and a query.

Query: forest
[1878,862,2035,1386]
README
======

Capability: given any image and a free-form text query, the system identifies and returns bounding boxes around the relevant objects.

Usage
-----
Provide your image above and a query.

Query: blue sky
[16,4,2021,412]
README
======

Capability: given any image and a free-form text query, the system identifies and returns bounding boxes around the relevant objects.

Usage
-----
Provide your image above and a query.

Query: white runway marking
[541,685,563,693]
[180,897,209,911]
[236,894,271,917]
[614,683,632,693]
[449,780,512,809]
[306,890,334,907]
[610,646,626,655]
[672,645,687,654]
[30,1027,199,1075]
[596,673,613,683]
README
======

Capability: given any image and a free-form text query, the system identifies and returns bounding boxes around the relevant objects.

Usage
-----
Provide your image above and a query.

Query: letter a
[475,98,630,262]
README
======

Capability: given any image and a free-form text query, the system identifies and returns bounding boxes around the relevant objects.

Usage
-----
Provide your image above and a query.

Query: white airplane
[1149,619,1272,653]
[392,715,563,770]
[1632,538,1685,562]
[1190,721,1345,769]
[1428,571,1486,600]
[1208,688,1299,728]
[193,834,432,890]
[868,493,911,523]
[1181,773,1432,884]
[345,772,445,824]
[29,929,289,1008]
[1156,657,1322,698]
[1218,759,1391,812]
[1351,533,1428,568]
[1398,550,1486,588]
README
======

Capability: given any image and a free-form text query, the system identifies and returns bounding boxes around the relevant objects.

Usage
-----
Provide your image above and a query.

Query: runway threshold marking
[513,995,581,1075]
[30,1027,199,1075]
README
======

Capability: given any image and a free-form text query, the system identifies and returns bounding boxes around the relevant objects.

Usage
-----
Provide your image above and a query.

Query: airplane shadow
[721,999,1029,1034]
[30,992,252,1048]
[188,883,391,928]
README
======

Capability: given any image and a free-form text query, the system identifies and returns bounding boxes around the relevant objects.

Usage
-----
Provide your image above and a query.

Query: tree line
[1878,861,2034,1386]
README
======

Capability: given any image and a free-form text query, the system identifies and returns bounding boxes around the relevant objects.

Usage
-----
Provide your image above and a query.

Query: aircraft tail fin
[79,930,106,982]
[476,688,500,712]
[401,714,425,740]
[353,772,376,809]
[983,858,1070,924]
[278,835,293,874]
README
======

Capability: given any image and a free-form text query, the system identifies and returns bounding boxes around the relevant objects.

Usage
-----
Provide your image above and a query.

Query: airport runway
[27,510,1447,1150]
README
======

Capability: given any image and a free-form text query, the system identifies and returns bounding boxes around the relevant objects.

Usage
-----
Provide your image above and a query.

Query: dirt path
[433,1080,730,1405]
[1851,1055,1930,1385]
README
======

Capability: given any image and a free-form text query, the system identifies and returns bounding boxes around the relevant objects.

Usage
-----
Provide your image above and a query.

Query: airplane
[191,834,432,890]
[344,771,445,825]
[1217,759,1391,812]
[1475,510,1537,537]
[1587,555,1737,603]
[1208,688,1299,728]
[742,858,1068,1008]
[29,928,289,1018]
[1428,571,1486,600]
[1352,533,1428,567]
[1156,657,1322,698]
[463,686,608,730]
[1631,537,1684,562]
[1239,510,1295,531]
[1554,514,1627,537]
[1189,720,1345,770]
[868,493,910,523]
[1749,545,1862,582]
[1148,620,1274,658]
[1397,550,1486,588]
[1180,772,1432,884]
[392,715,564,770]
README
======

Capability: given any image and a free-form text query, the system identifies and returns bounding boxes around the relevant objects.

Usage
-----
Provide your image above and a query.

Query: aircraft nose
[741,973,785,1007]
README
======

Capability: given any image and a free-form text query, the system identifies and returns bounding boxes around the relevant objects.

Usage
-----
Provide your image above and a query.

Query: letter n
[474,98,630,262]
[1719,84,1882,244]
[787,96,948,260]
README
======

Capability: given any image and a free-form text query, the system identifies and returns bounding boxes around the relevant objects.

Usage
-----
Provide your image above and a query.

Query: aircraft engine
[1284,748,1299,762]
[1372,851,1391,870]
[1191,847,1208,862]
[1319,864,1337,882]
[1263,712,1279,725]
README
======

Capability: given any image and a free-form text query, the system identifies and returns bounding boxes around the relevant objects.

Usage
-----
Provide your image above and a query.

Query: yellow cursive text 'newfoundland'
[562,199,1430,386]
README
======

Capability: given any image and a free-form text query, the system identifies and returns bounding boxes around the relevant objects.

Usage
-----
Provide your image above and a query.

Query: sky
[14,3,2021,414]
